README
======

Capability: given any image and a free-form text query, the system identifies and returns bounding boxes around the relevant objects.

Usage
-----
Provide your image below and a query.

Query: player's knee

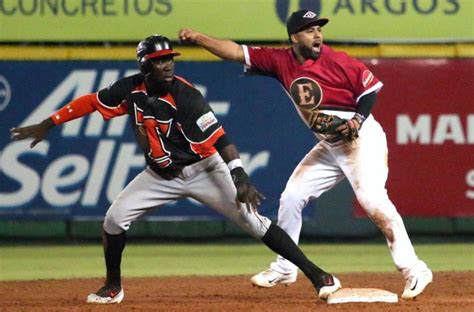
[103,211,128,235]
[356,189,389,213]
[239,211,272,239]
[280,187,308,211]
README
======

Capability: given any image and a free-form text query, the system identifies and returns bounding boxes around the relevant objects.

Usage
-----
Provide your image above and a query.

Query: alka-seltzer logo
[0,69,271,210]
[0,75,11,112]
[289,77,322,111]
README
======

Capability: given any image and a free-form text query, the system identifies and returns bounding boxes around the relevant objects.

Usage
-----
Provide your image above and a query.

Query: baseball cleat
[401,268,433,299]
[250,268,297,288]
[317,273,342,300]
[86,284,124,304]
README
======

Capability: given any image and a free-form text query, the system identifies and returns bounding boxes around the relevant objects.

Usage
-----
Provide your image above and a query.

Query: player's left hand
[231,167,266,212]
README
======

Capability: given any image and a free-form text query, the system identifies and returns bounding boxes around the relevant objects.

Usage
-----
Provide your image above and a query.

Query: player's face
[293,26,323,60]
[149,55,175,87]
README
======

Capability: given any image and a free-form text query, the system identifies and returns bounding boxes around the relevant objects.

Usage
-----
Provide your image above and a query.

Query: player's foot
[401,268,433,299]
[86,284,124,304]
[250,268,297,288]
[316,273,342,300]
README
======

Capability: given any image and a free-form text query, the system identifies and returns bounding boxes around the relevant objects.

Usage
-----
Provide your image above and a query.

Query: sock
[262,223,325,287]
[103,230,126,287]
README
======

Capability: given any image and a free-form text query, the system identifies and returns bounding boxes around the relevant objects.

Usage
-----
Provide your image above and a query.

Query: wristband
[230,167,249,185]
[352,113,366,127]
[227,159,243,171]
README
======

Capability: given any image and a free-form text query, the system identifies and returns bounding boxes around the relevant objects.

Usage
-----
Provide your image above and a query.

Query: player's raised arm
[178,28,245,63]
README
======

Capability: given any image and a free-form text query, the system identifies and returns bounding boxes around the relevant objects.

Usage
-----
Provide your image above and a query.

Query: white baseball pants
[270,112,426,278]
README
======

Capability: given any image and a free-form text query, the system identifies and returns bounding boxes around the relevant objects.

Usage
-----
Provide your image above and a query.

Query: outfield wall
[0,45,473,239]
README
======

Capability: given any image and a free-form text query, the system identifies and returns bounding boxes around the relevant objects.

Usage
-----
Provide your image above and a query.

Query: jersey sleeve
[341,55,383,102]
[242,45,280,76]
[96,76,136,119]
[177,88,225,157]
[51,76,138,125]
[50,93,99,125]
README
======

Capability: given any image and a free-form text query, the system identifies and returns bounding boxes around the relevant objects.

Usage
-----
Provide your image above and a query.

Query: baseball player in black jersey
[10,35,341,304]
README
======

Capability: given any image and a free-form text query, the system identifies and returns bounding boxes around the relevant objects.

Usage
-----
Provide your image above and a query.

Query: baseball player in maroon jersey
[179,9,433,299]
[11,34,341,304]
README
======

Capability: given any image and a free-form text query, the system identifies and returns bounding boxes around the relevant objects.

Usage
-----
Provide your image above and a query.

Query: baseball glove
[308,112,360,142]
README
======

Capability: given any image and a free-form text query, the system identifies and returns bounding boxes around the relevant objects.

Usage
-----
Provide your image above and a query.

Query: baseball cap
[286,9,329,36]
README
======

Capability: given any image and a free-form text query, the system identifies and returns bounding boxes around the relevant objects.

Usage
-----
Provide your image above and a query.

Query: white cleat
[401,268,433,299]
[250,268,297,288]
[86,285,124,304]
[318,273,342,300]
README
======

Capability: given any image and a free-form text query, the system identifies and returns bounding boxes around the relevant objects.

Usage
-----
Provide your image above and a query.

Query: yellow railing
[1,44,473,60]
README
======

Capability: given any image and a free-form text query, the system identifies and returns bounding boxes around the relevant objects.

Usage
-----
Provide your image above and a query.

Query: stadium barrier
[1,45,473,239]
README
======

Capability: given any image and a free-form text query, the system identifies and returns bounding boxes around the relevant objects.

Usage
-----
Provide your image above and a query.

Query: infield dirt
[1,272,472,311]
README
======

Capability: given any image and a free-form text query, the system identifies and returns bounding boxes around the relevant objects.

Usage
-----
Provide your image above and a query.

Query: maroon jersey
[243,44,383,115]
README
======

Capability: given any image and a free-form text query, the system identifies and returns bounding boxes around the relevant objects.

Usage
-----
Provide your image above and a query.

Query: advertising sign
[1,0,472,42]
[357,59,474,216]
[0,61,315,220]
[1,58,472,220]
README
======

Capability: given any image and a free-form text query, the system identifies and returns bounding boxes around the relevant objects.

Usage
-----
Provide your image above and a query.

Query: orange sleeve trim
[50,93,98,125]
[190,127,225,158]
[50,93,129,125]
[95,98,129,120]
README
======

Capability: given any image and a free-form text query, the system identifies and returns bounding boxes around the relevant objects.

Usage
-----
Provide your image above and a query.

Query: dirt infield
[1,272,473,311]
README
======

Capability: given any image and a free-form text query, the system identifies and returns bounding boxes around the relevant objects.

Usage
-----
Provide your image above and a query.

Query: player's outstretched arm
[10,93,104,148]
[178,28,245,63]
[10,117,55,148]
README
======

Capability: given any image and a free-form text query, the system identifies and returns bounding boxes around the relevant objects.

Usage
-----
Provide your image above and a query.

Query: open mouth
[312,41,321,52]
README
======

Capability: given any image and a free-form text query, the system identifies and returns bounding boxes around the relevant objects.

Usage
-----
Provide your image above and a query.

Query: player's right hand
[231,167,266,212]
[236,183,266,213]
[10,118,54,148]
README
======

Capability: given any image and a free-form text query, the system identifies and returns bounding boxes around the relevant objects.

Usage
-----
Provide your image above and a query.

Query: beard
[300,45,320,60]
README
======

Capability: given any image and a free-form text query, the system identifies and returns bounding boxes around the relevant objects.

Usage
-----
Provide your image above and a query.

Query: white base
[327,288,398,304]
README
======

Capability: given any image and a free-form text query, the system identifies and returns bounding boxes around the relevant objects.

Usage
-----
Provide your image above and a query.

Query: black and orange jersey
[51,73,225,179]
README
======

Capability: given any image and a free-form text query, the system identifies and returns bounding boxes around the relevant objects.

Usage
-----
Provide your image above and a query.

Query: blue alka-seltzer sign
[0,61,316,220]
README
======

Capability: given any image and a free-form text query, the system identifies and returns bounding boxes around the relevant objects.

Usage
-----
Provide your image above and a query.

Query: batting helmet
[136,35,180,74]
